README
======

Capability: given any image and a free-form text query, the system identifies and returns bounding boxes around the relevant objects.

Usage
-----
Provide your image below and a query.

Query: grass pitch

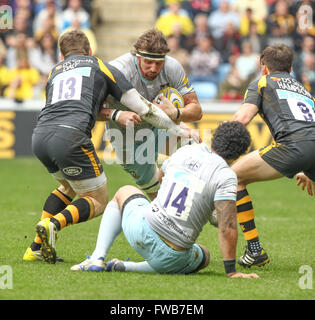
[0,157,314,301]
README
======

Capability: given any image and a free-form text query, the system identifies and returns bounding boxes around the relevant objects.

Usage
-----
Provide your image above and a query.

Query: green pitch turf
[0,157,314,301]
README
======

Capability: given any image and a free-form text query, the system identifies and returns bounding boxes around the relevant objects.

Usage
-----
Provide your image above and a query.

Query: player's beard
[143,72,158,81]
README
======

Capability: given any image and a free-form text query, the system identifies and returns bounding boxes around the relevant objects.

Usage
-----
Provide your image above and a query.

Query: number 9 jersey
[244,72,315,143]
[36,54,133,138]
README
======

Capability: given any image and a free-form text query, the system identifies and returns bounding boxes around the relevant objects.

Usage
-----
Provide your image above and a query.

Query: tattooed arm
[215,200,238,262]
[215,200,259,278]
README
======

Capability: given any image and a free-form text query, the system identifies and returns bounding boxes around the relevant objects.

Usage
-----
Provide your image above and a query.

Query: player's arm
[232,103,259,126]
[232,80,261,126]
[157,92,202,122]
[97,106,141,126]
[180,92,202,122]
[215,199,259,278]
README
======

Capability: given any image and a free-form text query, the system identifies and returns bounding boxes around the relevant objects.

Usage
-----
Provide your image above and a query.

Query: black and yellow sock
[50,197,94,231]
[236,189,262,253]
[30,189,72,251]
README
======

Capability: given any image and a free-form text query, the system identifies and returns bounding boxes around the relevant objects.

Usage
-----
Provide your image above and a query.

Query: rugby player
[71,121,258,279]
[23,30,187,264]
[231,44,315,267]
[98,29,203,200]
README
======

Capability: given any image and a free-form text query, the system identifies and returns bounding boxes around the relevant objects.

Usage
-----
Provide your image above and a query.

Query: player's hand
[180,122,202,143]
[228,272,259,279]
[153,96,178,121]
[117,111,142,126]
[296,172,313,196]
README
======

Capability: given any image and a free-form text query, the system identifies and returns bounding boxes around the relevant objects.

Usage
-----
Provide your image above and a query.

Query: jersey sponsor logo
[62,58,94,72]
[276,77,312,98]
[63,166,83,176]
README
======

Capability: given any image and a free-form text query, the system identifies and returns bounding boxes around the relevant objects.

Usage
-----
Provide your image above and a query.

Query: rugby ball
[155,87,184,110]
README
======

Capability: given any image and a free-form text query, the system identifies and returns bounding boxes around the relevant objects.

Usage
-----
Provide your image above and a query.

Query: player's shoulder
[108,52,136,77]
[109,52,134,67]
[164,55,183,71]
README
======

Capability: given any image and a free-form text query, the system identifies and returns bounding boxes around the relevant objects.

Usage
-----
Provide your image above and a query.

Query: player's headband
[136,50,166,60]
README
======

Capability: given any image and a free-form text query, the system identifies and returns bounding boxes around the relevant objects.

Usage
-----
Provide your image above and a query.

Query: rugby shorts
[259,140,315,181]
[121,194,205,274]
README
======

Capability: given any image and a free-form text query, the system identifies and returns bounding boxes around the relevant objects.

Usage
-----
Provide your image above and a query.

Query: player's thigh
[119,195,151,256]
[231,149,283,187]
[114,185,146,211]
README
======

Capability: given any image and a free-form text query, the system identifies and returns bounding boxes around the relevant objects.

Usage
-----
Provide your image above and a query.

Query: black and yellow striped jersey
[36,54,133,137]
[244,72,315,143]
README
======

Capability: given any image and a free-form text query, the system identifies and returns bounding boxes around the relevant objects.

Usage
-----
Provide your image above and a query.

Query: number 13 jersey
[145,143,237,249]
[36,54,133,137]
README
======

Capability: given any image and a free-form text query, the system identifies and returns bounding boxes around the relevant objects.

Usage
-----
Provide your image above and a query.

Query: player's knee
[58,183,76,199]
[114,185,145,209]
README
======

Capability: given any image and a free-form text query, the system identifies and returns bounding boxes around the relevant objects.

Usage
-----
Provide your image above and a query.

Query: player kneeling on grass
[23,30,189,264]
[72,121,259,278]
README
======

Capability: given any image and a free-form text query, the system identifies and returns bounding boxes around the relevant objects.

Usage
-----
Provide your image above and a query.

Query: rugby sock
[123,261,156,273]
[90,201,122,260]
[30,189,72,251]
[50,197,94,231]
[236,189,262,254]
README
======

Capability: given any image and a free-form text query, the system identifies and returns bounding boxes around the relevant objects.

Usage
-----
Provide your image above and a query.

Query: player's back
[246,72,315,143]
[36,54,132,137]
[146,143,237,248]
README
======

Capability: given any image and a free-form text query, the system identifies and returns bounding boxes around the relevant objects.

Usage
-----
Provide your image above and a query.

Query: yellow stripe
[257,75,267,94]
[54,213,67,229]
[53,189,71,205]
[81,146,101,176]
[67,205,79,224]
[236,195,251,207]
[243,228,259,241]
[96,57,116,83]
[237,209,254,223]
[41,210,53,220]
[243,89,248,101]
[34,235,42,244]
[82,197,94,220]
[259,141,281,157]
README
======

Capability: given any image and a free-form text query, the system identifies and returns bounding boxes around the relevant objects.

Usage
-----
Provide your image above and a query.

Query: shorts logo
[63,167,82,176]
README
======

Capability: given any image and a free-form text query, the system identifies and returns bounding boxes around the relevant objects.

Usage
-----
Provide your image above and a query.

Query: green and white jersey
[145,143,237,248]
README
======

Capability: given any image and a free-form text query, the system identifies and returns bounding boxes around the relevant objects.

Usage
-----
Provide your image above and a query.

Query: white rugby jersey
[105,53,194,143]
[145,143,237,248]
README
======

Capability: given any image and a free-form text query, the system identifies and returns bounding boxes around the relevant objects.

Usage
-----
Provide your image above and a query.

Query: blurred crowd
[0,0,314,103]
[156,0,315,100]
[0,0,95,102]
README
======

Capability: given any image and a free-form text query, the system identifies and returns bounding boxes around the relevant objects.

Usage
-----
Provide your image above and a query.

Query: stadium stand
[0,0,314,102]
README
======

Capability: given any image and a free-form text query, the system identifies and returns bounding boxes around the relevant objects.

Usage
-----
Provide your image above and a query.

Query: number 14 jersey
[146,143,237,249]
